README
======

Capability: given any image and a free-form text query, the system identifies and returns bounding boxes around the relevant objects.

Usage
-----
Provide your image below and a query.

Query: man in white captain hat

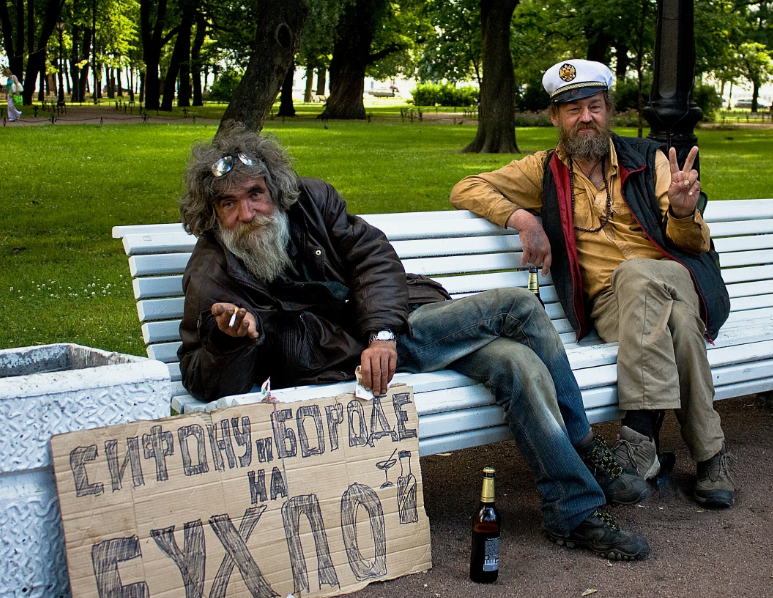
[451,59,735,509]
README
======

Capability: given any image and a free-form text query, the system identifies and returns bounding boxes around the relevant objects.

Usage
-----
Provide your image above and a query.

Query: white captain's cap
[542,59,613,104]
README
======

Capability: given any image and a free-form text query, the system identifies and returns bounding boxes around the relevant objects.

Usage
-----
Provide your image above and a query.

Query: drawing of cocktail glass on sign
[376,448,398,488]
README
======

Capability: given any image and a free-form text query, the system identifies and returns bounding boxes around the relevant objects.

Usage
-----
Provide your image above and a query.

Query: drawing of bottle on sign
[397,450,418,524]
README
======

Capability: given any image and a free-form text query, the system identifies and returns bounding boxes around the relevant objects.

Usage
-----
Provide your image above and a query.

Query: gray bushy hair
[180,122,300,236]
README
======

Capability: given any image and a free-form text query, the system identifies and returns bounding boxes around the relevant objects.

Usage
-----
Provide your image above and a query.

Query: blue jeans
[397,288,605,534]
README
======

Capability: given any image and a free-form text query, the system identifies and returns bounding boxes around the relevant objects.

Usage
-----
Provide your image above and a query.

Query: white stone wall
[0,344,171,598]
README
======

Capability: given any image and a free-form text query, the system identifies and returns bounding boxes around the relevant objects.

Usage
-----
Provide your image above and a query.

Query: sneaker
[546,508,650,561]
[694,445,735,508]
[579,434,651,505]
[612,425,661,480]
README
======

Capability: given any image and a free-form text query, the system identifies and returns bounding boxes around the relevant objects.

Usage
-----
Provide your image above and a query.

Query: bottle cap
[483,467,495,476]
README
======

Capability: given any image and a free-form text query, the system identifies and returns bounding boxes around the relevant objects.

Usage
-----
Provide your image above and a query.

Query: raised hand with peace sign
[667,145,702,219]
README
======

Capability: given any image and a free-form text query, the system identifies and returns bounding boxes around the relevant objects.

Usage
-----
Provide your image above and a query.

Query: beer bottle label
[483,537,500,571]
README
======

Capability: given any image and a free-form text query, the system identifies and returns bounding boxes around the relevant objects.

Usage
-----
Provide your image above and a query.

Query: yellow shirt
[450,141,711,301]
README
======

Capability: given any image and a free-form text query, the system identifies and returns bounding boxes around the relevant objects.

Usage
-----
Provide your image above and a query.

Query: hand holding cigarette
[211,303,259,339]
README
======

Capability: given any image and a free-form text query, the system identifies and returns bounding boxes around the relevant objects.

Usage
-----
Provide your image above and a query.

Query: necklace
[569,157,612,233]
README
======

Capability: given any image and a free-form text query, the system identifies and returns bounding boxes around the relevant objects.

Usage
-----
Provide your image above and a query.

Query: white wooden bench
[113,199,773,457]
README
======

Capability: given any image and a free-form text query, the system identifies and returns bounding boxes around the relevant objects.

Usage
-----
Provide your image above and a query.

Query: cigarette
[228,310,238,328]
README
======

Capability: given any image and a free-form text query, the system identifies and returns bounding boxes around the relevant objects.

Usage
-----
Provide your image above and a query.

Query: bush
[612,109,642,128]
[692,83,722,120]
[206,70,242,103]
[513,111,553,127]
[411,83,479,107]
[611,76,652,113]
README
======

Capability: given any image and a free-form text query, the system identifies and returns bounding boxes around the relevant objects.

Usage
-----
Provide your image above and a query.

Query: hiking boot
[579,434,651,505]
[611,425,661,480]
[694,445,735,508]
[546,508,650,561]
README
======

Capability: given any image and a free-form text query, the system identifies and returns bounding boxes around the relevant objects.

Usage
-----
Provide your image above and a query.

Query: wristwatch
[369,329,396,344]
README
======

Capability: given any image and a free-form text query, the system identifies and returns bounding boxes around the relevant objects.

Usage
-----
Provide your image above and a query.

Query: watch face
[372,330,395,342]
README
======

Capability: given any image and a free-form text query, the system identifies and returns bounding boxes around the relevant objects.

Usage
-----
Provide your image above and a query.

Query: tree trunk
[219,0,307,133]
[140,71,146,104]
[0,0,19,75]
[117,68,123,96]
[277,61,296,116]
[320,0,391,120]
[191,12,206,106]
[15,0,24,76]
[22,0,64,105]
[39,68,45,101]
[162,11,193,110]
[141,0,171,111]
[315,67,326,95]
[752,81,759,112]
[462,0,519,153]
[585,25,611,64]
[614,43,630,85]
[304,65,314,102]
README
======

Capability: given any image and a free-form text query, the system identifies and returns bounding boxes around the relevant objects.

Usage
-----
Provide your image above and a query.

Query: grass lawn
[1,120,771,357]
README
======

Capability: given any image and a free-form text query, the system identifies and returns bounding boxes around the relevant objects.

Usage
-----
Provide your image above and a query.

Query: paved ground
[351,395,773,598]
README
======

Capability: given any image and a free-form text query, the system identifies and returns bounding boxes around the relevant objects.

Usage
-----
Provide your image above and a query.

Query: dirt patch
[351,395,773,598]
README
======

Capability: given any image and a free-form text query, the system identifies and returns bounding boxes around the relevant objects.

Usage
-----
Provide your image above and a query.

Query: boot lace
[707,451,736,484]
[592,508,620,531]
[585,435,623,479]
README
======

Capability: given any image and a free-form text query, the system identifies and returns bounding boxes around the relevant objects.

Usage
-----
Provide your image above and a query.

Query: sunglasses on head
[211,152,255,177]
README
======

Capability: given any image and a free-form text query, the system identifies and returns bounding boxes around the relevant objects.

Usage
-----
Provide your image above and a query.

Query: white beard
[217,210,291,283]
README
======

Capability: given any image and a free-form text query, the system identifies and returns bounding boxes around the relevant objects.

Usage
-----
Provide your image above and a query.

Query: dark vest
[541,133,730,340]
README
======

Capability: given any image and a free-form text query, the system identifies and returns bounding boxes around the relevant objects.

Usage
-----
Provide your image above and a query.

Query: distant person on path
[3,68,22,121]
[451,59,735,508]
[176,124,651,560]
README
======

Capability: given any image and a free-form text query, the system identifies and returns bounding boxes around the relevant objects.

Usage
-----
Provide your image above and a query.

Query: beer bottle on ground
[470,467,500,583]
[528,265,545,308]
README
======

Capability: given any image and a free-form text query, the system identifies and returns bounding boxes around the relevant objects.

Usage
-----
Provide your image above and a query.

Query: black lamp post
[643,0,702,174]
[56,18,66,108]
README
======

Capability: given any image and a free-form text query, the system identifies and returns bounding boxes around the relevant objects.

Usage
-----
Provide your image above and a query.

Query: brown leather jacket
[178,177,449,401]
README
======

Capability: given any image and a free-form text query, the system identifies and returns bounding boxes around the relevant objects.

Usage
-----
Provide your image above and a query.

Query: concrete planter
[0,344,171,598]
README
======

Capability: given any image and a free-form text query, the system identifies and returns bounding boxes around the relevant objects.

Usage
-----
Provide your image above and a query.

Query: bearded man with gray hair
[177,124,653,560]
[451,59,735,509]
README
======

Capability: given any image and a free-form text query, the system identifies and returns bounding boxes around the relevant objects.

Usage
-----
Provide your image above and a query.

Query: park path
[3,104,219,126]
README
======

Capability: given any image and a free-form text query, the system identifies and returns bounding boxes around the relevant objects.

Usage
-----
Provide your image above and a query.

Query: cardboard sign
[51,385,431,598]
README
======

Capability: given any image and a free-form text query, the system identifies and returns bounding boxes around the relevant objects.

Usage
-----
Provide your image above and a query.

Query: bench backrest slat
[713,234,773,253]
[707,219,773,238]
[703,199,773,222]
[133,276,184,300]
[718,249,773,269]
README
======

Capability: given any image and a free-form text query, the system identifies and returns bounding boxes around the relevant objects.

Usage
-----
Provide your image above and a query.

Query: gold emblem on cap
[559,64,576,82]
